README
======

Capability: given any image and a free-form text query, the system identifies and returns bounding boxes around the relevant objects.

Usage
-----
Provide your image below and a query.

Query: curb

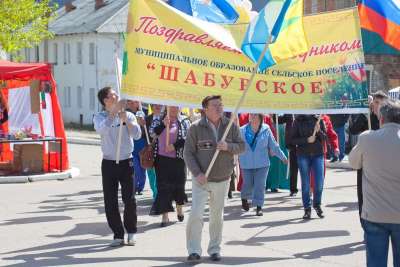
[67,137,100,146]
[0,167,80,184]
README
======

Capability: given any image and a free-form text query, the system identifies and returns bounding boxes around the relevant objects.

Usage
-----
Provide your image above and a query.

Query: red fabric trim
[359,4,400,50]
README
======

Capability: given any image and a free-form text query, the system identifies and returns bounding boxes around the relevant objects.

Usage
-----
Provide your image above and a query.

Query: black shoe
[187,253,201,262]
[228,191,232,199]
[330,157,338,163]
[160,220,169,227]
[314,205,325,218]
[289,192,297,197]
[271,188,279,193]
[210,253,221,261]
[177,214,184,222]
[241,199,249,211]
[303,208,311,219]
[256,206,263,216]
[137,191,143,195]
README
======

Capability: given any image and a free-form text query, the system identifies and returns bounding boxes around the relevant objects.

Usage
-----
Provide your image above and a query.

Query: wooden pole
[275,114,279,145]
[166,106,170,146]
[115,53,123,164]
[139,102,151,145]
[205,36,272,178]
[367,108,372,130]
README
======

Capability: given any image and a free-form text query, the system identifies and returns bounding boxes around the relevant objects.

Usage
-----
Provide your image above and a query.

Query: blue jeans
[334,125,345,160]
[297,154,324,209]
[241,167,269,207]
[361,219,400,267]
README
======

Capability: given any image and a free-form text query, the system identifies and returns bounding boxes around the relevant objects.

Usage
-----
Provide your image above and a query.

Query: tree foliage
[0,0,56,55]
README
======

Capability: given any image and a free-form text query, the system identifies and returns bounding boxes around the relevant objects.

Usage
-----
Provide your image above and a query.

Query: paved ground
[0,142,392,267]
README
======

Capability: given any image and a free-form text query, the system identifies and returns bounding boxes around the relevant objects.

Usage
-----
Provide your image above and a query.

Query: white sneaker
[110,238,124,247]
[127,233,136,246]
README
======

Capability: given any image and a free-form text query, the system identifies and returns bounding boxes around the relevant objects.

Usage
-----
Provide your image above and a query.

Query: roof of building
[49,0,129,35]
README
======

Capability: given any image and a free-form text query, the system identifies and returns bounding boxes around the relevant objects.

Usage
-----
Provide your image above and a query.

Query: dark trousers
[289,149,298,193]
[102,158,137,239]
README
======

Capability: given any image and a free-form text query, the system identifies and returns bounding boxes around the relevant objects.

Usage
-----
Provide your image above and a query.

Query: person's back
[355,124,400,223]
[349,100,400,267]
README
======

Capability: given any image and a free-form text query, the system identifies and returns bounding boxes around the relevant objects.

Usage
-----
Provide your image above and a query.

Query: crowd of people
[93,86,400,266]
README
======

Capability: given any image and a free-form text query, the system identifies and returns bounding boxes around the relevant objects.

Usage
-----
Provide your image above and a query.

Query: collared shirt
[205,117,221,141]
[93,111,141,161]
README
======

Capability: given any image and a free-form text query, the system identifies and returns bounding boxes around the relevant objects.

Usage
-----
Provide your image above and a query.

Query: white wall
[44,33,124,125]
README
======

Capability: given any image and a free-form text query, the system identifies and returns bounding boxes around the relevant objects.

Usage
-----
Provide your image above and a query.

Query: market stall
[0,60,69,175]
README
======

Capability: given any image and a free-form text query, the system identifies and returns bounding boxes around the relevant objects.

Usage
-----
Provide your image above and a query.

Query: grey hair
[379,100,400,124]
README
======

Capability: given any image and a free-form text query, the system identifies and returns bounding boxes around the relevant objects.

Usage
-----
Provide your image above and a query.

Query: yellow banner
[122,0,368,114]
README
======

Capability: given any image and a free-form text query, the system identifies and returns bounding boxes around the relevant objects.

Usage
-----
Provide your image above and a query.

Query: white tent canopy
[389,87,400,101]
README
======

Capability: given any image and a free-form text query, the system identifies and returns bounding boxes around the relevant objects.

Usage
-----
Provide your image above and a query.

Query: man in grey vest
[349,100,400,267]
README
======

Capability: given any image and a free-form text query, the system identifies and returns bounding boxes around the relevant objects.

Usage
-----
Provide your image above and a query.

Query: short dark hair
[201,95,221,109]
[379,100,400,124]
[372,90,388,100]
[98,86,112,107]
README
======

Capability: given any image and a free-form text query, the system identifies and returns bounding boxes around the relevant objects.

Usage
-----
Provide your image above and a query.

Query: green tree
[0,0,56,57]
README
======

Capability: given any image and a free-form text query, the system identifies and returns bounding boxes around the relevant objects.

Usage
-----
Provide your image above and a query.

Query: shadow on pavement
[0,216,72,226]
[1,238,290,267]
[293,241,364,259]
[226,230,350,246]
[326,202,358,212]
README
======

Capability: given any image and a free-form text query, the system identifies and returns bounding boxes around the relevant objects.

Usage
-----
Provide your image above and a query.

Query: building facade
[14,0,128,125]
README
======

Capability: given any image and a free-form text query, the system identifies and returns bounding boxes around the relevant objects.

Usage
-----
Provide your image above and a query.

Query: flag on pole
[358,0,400,51]
[241,0,308,71]
[168,0,239,24]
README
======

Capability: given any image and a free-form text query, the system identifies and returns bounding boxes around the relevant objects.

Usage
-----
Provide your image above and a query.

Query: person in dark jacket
[289,115,327,219]
[282,114,298,196]
[329,114,349,162]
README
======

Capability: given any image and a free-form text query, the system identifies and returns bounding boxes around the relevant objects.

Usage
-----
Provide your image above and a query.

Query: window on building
[89,88,96,110]
[311,0,318,13]
[44,40,49,62]
[63,43,67,64]
[53,43,58,65]
[336,0,355,9]
[63,87,68,107]
[34,46,40,62]
[77,86,83,108]
[89,43,95,65]
[25,48,31,62]
[67,43,71,64]
[77,42,82,64]
[68,86,72,107]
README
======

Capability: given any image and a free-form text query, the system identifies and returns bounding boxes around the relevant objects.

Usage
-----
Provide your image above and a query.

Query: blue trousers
[361,219,400,267]
[241,167,269,207]
[334,125,346,160]
[132,154,146,193]
[297,154,324,209]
